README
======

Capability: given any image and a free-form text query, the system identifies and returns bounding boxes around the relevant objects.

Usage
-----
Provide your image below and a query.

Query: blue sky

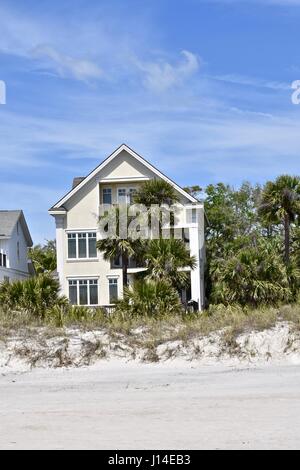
[1,0,300,243]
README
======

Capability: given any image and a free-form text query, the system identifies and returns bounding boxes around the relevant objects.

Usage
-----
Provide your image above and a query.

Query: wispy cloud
[135,50,200,92]
[210,74,291,90]
[31,45,103,82]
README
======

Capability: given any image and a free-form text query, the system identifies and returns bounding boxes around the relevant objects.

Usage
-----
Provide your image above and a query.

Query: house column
[55,215,65,293]
[189,226,202,311]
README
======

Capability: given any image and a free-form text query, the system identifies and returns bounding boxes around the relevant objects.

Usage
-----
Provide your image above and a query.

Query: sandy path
[0,362,300,450]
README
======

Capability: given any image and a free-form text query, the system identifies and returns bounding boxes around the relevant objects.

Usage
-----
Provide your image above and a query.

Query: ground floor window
[109,278,118,304]
[68,279,98,306]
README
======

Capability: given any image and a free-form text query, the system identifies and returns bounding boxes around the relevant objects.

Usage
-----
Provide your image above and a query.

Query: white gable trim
[51,144,198,209]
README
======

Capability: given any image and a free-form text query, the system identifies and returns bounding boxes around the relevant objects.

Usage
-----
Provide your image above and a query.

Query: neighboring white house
[0,210,34,282]
[49,144,206,310]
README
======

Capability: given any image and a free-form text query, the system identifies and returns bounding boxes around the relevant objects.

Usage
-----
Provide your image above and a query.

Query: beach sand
[1,361,300,450]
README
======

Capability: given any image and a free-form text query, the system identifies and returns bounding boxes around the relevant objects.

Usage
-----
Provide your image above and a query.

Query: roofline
[0,210,33,247]
[19,211,33,247]
[49,144,198,211]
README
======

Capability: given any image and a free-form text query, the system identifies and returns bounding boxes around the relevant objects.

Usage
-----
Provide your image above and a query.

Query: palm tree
[134,179,180,207]
[97,236,142,288]
[143,238,197,289]
[97,206,143,288]
[210,239,293,307]
[134,179,180,237]
[259,175,300,264]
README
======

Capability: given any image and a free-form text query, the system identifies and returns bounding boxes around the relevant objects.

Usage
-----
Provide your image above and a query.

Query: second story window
[67,232,97,259]
[102,188,112,205]
[192,209,197,224]
[129,188,137,204]
[118,188,127,204]
[117,188,137,205]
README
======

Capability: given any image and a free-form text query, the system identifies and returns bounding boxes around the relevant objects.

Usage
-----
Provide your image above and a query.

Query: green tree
[29,240,56,274]
[259,175,300,264]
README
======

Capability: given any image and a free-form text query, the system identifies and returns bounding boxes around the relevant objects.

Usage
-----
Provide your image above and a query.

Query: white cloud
[210,74,291,90]
[136,50,200,92]
[31,45,103,82]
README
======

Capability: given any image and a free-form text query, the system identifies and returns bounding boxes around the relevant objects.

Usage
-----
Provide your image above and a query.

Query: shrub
[116,280,182,317]
[210,240,298,307]
[0,275,68,318]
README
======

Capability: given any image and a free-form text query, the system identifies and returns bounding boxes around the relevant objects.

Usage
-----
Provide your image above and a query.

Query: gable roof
[0,210,33,247]
[49,144,199,211]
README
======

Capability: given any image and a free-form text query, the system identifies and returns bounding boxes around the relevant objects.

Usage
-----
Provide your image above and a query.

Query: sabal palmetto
[210,239,294,307]
[0,274,67,318]
[134,179,181,238]
[116,279,182,317]
[134,179,180,207]
[259,175,300,264]
[143,238,197,289]
[97,206,144,288]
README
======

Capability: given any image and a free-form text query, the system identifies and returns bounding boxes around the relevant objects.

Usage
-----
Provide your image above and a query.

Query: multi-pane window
[117,188,137,204]
[68,279,98,306]
[67,232,97,259]
[102,188,112,205]
[118,188,127,204]
[109,278,118,304]
[0,253,7,268]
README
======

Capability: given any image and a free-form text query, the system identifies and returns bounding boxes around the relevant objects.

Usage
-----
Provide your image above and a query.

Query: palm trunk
[284,214,290,265]
[122,253,129,288]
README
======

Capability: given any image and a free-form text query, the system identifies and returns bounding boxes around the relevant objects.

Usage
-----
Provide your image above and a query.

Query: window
[109,278,118,304]
[68,279,99,306]
[67,232,97,259]
[17,242,20,262]
[117,188,137,205]
[78,233,87,258]
[0,253,7,268]
[102,188,112,205]
[192,209,197,224]
[111,255,122,268]
[118,188,127,204]
[68,233,77,258]
[129,188,137,204]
